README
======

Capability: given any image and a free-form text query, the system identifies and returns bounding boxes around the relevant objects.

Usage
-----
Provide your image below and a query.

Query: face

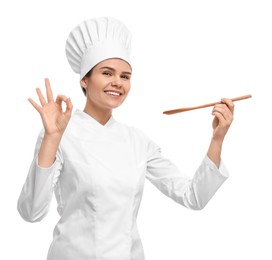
[81,58,132,113]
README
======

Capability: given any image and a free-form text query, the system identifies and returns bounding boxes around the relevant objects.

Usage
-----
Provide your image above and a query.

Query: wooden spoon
[163,94,252,115]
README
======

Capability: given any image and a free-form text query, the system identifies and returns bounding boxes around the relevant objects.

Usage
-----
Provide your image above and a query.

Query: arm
[17,78,73,222]
[17,131,63,222]
[207,98,234,167]
[146,99,234,210]
[28,78,73,167]
[146,144,229,210]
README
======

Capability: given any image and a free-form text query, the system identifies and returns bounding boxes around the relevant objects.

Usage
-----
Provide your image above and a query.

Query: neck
[83,104,112,126]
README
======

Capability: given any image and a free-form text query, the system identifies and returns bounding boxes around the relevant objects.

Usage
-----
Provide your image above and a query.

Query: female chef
[17,17,234,260]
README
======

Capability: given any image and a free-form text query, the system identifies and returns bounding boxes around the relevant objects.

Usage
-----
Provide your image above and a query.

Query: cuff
[204,155,229,178]
[35,156,58,175]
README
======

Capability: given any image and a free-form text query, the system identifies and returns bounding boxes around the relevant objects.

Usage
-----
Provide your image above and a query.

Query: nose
[111,77,122,88]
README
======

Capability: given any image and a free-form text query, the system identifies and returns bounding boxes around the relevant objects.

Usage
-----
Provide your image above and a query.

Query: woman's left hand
[212,98,234,142]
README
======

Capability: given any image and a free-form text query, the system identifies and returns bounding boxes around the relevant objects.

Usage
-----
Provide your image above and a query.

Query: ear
[80,77,88,89]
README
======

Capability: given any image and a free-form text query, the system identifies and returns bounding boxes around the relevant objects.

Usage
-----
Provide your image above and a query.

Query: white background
[1,0,271,259]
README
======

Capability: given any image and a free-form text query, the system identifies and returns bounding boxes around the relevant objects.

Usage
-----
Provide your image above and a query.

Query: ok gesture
[28,78,73,137]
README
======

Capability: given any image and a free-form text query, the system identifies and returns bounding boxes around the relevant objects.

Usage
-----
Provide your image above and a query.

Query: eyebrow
[99,66,132,75]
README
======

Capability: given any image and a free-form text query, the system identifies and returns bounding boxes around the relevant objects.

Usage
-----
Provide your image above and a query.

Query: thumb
[64,97,73,116]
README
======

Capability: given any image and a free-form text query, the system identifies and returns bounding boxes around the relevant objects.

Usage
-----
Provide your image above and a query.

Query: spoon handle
[163,94,252,115]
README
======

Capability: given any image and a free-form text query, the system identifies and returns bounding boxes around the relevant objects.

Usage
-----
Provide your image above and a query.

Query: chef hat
[65,17,132,80]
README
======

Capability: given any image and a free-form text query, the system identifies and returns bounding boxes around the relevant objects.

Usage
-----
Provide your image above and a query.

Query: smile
[104,91,122,96]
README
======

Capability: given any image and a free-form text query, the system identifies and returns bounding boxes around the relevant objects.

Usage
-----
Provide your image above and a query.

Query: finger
[212,111,226,126]
[214,103,232,114]
[28,98,42,113]
[56,95,69,106]
[213,106,233,125]
[221,98,235,114]
[36,88,47,106]
[214,104,233,120]
[56,95,73,117]
[45,78,54,102]
[65,97,73,115]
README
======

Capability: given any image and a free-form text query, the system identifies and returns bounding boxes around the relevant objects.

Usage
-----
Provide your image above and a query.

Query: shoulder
[115,121,161,154]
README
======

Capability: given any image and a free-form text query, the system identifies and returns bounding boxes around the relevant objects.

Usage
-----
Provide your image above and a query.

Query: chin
[110,103,123,109]
[108,100,126,109]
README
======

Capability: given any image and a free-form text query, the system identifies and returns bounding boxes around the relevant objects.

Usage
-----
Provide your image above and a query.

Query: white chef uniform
[18,109,228,260]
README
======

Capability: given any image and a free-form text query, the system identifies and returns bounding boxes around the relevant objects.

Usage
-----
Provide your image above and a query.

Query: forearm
[38,133,63,168]
[207,138,223,168]
[208,98,234,167]
[18,160,56,222]
[146,150,229,211]
[18,130,63,222]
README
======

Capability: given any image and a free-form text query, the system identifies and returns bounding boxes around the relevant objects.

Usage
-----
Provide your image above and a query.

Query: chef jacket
[18,109,229,260]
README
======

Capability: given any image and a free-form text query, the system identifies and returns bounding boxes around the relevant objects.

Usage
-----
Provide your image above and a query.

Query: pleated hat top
[65,17,132,80]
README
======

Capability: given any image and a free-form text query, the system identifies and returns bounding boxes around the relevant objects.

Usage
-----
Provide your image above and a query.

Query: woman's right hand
[28,78,73,137]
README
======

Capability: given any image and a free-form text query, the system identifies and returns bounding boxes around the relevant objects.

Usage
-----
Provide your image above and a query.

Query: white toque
[65,17,132,80]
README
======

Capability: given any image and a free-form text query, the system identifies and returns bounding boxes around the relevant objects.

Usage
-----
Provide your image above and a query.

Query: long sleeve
[146,140,229,210]
[17,130,63,222]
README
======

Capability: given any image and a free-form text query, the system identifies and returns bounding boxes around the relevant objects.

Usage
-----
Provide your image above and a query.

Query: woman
[18,17,234,260]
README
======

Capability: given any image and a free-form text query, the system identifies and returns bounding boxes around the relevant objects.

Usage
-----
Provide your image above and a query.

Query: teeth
[105,91,121,96]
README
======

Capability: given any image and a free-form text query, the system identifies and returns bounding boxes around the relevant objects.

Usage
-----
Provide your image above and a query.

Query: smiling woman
[81,59,132,125]
[17,17,234,260]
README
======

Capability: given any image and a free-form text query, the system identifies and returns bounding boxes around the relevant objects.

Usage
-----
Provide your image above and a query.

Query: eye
[102,71,112,76]
[121,74,130,80]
